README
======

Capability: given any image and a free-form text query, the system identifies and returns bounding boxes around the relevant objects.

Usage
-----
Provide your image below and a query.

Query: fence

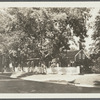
[9,64,80,75]
[47,66,80,75]
[20,66,80,75]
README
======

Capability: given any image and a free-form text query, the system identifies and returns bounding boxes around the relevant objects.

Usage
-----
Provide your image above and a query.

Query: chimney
[79,41,83,50]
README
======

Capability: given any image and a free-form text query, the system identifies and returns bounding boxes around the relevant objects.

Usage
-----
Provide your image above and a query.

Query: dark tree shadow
[18,72,34,78]
[94,81,100,86]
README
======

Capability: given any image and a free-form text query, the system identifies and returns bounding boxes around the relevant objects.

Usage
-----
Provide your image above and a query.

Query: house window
[83,54,85,59]
[79,53,81,59]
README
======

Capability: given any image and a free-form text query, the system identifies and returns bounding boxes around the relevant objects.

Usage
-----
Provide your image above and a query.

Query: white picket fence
[13,66,80,75]
[9,63,80,75]
[47,66,80,75]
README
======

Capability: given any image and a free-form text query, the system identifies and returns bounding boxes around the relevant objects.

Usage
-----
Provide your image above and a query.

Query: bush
[91,57,100,73]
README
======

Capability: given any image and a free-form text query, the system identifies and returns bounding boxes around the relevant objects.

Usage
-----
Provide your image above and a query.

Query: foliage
[90,10,100,73]
[91,57,100,73]
[0,7,91,67]
[92,10,100,54]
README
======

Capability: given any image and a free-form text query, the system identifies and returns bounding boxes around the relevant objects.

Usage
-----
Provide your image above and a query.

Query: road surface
[0,73,100,93]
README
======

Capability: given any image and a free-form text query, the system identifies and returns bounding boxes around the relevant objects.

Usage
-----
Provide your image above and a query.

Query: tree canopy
[91,10,100,57]
[0,7,91,66]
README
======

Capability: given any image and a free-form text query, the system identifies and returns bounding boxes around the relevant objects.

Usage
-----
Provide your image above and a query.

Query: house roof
[67,50,80,58]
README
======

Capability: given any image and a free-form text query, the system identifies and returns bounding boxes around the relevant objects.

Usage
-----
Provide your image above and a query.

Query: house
[66,49,89,67]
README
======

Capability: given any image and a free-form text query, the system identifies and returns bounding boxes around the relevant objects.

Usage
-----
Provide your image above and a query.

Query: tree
[91,10,100,55]
[45,8,91,66]
[0,7,91,69]
[89,10,100,73]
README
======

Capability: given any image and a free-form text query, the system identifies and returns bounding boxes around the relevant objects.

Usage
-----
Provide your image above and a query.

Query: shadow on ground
[18,72,46,78]
[0,77,100,93]
[18,72,34,78]
[0,73,12,79]
[94,81,100,86]
[1,73,100,93]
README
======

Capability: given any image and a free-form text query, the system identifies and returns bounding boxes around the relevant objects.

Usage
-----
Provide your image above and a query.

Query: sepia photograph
[0,1,100,98]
